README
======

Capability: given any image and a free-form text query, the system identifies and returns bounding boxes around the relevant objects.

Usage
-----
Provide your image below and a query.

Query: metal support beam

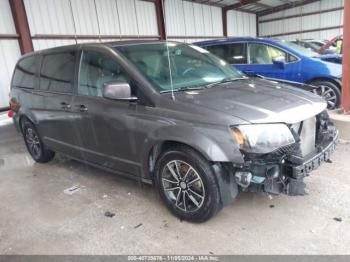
[155,0,166,40]
[168,35,223,39]
[256,14,259,37]
[222,8,227,37]
[9,0,33,54]
[31,34,160,40]
[257,0,320,17]
[342,0,350,113]
[233,8,256,14]
[223,0,260,12]
[0,34,19,39]
[259,6,344,23]
[260,25,343,38]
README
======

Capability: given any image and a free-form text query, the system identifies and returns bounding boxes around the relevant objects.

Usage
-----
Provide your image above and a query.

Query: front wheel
[311,80,341,110]
[155,146,222,223]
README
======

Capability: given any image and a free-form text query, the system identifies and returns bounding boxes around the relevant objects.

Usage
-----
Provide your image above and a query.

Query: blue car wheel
[311,80,341,110]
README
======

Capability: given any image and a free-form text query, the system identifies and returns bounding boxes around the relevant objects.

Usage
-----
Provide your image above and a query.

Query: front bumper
[232,129,338,196]
[289,131,338,179]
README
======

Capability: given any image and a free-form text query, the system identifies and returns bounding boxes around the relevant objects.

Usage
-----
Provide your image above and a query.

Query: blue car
[195,37,342,109]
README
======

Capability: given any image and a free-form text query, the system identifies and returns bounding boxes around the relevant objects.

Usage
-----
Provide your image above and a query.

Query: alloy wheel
[313,85,337,109]
[25,128,41,159]
[161,160,205,212]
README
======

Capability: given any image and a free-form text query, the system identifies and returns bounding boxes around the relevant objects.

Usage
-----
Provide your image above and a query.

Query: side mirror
[272,56,285,68]
[102,81,137,101]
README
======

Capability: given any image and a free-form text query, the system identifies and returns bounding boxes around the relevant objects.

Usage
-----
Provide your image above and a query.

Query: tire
[21,119,55,163]
[155,145,222,223]
[311,80,341,110]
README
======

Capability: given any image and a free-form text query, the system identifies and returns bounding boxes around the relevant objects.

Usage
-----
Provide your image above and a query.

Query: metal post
[342,0,350,113]
[155,0,166,40]
[222,8,227,37]
[9,0,33,54]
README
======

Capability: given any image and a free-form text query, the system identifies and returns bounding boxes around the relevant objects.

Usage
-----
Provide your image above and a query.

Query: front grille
[272,143,301,157]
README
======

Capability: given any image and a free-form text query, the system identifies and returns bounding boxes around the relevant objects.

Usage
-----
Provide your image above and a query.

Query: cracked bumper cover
[289,131,338,179]
[231,131,338,196]
[217,111,337,203]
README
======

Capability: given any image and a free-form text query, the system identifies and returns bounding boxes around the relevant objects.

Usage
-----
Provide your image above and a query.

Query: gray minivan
[9,41,338,222]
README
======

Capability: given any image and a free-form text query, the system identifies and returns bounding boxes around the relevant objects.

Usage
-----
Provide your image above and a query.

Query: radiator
[299,117,316,157]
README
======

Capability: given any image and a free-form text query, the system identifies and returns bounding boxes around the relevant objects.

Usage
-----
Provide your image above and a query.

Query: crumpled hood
[174,78,327,124]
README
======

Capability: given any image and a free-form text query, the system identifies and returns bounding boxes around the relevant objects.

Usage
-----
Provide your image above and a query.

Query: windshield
[309,41,323,48]
[304,42,321,51]
[281,41,319,57]
[115,43,243,93]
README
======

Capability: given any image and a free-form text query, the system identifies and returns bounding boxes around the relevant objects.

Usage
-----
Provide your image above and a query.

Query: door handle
[60,102,71,109]
[75,104,88,112]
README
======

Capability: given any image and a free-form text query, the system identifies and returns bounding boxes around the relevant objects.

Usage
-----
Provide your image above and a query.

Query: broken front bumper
[289,131,338,179]
[233,131,338,196]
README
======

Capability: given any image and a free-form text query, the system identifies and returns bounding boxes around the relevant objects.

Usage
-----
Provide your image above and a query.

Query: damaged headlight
[232,124,295,154]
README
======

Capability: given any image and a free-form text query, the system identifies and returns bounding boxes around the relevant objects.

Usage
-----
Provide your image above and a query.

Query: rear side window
[12,55,38,89]
[40,51,76,93]
[206,43,247,64]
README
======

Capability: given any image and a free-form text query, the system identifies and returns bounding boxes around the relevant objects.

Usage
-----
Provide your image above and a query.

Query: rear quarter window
[206,43,247,64]
[12,55,39,89]
[40,51,76,93]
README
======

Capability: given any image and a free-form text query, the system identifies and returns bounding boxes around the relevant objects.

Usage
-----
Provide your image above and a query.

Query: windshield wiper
[205,77,249,88]
[159,77,248,94]
[160,86,206,94]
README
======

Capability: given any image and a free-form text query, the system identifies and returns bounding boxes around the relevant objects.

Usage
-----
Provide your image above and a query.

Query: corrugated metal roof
[184,0,315,14]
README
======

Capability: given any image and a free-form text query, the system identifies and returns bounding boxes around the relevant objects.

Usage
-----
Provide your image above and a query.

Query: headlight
[232,124,295,154]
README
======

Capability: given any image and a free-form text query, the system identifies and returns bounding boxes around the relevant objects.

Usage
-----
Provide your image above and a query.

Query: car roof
[195,37,316,58]
[194,37,281,46]
[20,39,179,58]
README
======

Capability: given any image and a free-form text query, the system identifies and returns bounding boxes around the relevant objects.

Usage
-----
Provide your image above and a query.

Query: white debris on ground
[63,185,81,195]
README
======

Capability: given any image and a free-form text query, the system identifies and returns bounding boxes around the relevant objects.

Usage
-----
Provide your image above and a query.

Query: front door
[72,50,140,176]
[236,42,302,82]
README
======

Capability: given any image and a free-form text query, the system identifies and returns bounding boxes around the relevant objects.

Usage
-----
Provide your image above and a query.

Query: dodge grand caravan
[9,41,338,222]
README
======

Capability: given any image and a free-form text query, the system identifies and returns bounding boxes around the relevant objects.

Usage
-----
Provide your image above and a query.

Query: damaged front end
[232,111,338,196]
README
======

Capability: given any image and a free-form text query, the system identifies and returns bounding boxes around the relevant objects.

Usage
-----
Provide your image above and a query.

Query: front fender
[141,125,244,179]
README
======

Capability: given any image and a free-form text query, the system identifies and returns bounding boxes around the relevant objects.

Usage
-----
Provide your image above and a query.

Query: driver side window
[248,43,287,64]
[79,51,131,97]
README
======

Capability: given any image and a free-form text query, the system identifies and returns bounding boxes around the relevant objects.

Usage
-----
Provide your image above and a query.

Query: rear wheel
[155,146,222,223]
[311,80,341,109]
[22,120,55,163]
